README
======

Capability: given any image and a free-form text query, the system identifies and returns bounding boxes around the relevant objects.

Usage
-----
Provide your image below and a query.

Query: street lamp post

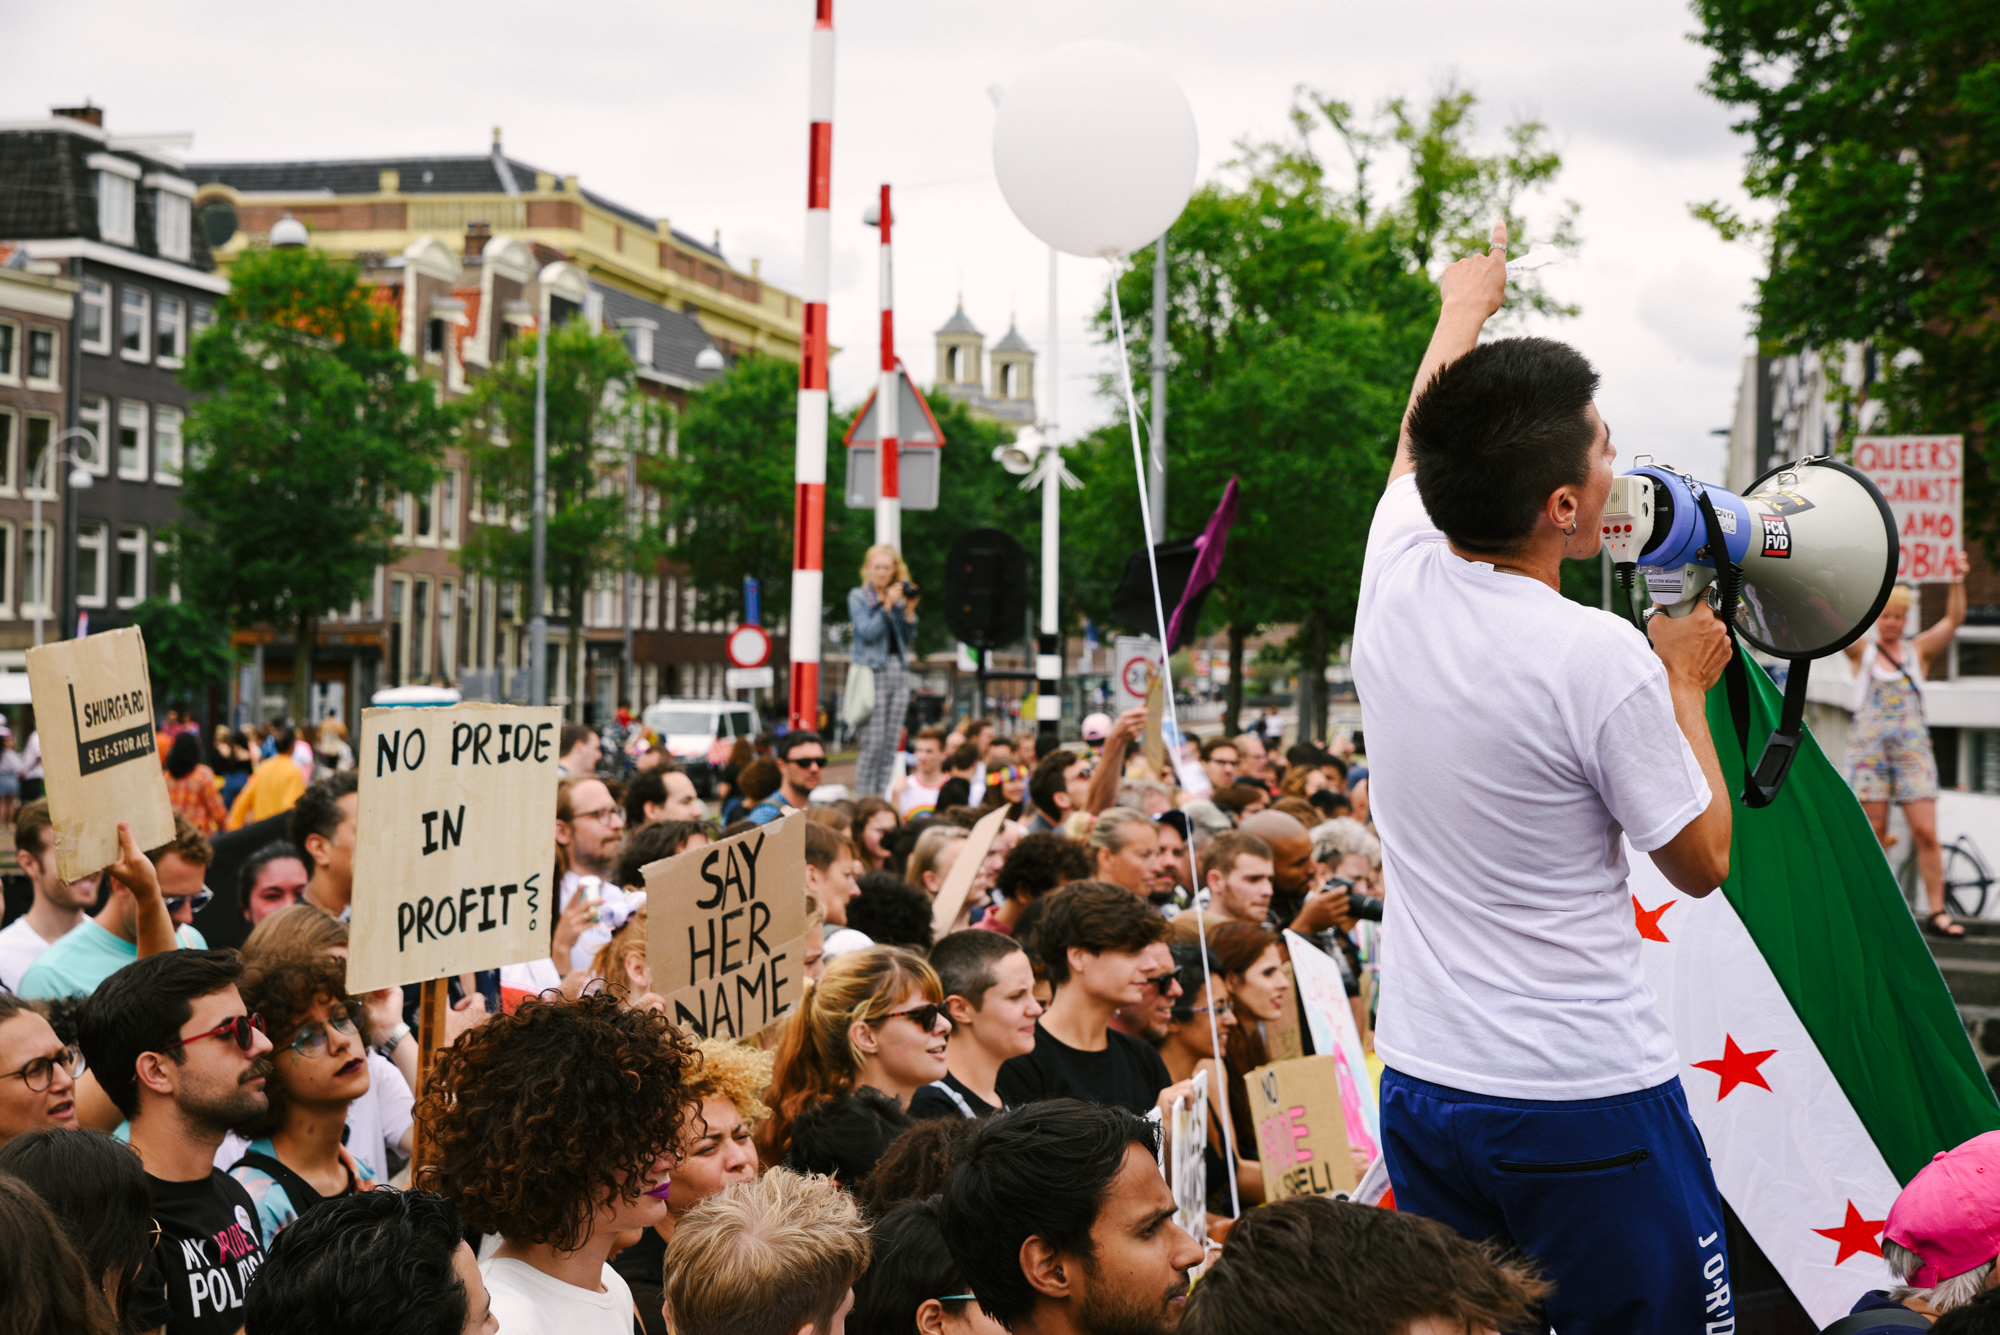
[30,429,97,646]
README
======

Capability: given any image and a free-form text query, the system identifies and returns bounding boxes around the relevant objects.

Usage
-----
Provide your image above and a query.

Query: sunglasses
[788,755,827,769]
[287,1005,362,1059]
[877,1003,950,1033]
[159,1013,265,1054]
[1142,972,1180,995]
[165,887,216,912]
[1,1043,84,1092]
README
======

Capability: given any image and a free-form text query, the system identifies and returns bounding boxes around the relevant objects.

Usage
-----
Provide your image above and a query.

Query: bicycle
[1896,833,1994,920]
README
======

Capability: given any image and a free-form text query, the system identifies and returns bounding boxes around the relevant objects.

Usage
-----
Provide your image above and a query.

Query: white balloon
[992,42,1199,259]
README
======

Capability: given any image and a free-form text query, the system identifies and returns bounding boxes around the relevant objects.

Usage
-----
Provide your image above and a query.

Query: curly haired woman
[418,992,697,1335]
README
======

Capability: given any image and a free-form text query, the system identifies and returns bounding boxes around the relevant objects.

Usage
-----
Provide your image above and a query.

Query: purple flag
[1166,476,1240,649]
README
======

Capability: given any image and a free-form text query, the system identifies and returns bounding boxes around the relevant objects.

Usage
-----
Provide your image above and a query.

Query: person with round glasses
[229,949,377,1240]
[0,994,81,1143]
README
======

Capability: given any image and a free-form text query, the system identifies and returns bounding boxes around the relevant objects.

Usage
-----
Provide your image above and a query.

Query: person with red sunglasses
[80,947,273,1335]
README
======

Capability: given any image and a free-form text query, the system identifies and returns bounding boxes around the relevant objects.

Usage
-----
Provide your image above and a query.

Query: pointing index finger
[1490,220,1509,258]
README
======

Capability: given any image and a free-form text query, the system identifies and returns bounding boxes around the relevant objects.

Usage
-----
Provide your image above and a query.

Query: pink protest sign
[1853,435,1963,582]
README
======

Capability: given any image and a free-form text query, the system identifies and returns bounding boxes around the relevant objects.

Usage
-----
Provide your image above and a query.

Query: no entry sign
[1853,435,1963,582]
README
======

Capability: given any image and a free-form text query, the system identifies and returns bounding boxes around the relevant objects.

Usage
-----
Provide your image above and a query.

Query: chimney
[379,168,400,194]
[464,222,491,258]
[54,103,104,127]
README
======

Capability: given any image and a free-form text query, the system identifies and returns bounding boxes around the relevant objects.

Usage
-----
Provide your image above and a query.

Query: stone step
[1938,957,2000,1010]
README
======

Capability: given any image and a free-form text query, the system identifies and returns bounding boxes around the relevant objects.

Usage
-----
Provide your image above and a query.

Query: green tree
[1691,0,2000,548]
[1072,87,1576,737]
[459,321,662,718]
[131,596,235,713]
[178,246,451,723]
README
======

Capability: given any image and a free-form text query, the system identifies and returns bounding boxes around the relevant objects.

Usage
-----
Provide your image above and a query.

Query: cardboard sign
[1167,1067,1211,1248]
[930,804,1010,940]
[347,704,562,994]
[1854,434,1963,582]
[1284,930,1380,1159]
[1248,1055,1356,1200]
[26,627,174,880]
[646,814,809,1040]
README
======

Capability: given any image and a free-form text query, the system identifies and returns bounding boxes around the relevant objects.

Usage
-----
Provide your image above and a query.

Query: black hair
[1934,1288,2000,1334]
[238,840,307,914]
[166,731,203,781]
[77,950,244,1119]
[1034,881,1169,986]
[928,930,1024,1011]
[1405,336,1602,555]
[274,725,297,754]
[777,731,826,761]
[0,1127,154,1331]
[622,767,667,826]
[1167,943,1218,1023]
[994,832,1093,904]
[847,872,937,952]
[243,1189,471,1335]
[289,769,358,866]
[851,1196,975,1335]
[939,1100,1160,1329]
[1309,789,1351,818]
[615,819,718,889]
[1028,749,1080,822]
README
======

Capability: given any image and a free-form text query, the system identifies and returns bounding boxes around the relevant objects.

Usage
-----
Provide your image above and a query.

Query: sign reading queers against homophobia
[26,627,175,880]
[646,813,808,1040]
[346,703,563,994]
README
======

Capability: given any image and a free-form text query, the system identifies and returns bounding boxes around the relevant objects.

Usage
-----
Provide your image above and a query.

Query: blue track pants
[1381,1069,1735,1335]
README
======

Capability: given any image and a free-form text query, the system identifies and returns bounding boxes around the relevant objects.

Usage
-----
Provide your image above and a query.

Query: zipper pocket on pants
[1495,1148,1650,1174]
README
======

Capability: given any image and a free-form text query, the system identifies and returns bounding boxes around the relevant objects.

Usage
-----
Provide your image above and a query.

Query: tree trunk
[291,611,316,727]
[1295,610,1329,744]
[1222,622,1247,736]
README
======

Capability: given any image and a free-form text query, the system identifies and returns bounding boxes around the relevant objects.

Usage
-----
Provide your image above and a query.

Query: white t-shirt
[481,1255,637,1335]
[1353,475,1712,1100]
[342,1052,415,1181]
[0,915,75,993]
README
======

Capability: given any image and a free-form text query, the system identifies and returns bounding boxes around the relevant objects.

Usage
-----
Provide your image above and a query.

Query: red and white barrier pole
[875,183,899,549]
[789,0,833,732]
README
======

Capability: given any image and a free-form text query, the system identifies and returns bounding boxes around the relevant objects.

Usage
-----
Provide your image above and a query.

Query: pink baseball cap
[1885,1130,2000,1287]
[1080,712,1113,742]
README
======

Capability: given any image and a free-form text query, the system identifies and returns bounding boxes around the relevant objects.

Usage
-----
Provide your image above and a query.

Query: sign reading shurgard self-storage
[347,704,562,994]
[26,627,174,880]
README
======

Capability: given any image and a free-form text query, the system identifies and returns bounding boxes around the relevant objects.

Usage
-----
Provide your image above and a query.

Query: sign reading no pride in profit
[347,703,562,994]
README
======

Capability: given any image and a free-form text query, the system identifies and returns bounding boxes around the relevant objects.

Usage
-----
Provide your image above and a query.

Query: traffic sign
[726,667,775,690]
[727,624,771,669]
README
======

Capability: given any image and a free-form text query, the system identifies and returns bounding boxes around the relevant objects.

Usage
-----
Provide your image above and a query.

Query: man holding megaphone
[1353,222,1737,1333]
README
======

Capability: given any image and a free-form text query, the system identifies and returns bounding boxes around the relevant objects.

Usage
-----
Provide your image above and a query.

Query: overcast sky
[7,0,1761,486]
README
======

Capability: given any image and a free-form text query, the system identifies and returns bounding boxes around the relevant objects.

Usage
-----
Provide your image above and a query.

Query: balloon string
[1194,900,1243,1218]
[1108,268,1181,752]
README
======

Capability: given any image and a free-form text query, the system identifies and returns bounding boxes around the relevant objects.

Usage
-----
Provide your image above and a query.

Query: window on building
[76,522,107,608]
[75,395,108,477]
[115,525,146,606]
[154,406,183,484]
[79,279,110,354]
[117,401,148,479]
[97,171,136,246]
[27,330,56,386]
[120,287,149,361]
[0,412,13,494]
[22,523,50,617]
[0,522,14,620]
[440,471,459,545]
[415,488,433,543]
[155,190,191,261]
[412,578,433,680]
[155,296,185,364]
[439,579,457,683]
[0,321,15,381]
[191,302,214,335]
[426,318,447,358]
[388,577,408,687]
[22,415,50,497]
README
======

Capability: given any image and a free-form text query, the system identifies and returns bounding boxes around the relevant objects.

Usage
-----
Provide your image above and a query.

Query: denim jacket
[848,585,916,669]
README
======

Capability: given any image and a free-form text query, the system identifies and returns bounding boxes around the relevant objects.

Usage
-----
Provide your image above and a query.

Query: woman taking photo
[1845,562,1969,936]
[759,946,950,1184]
[849,544,920,801]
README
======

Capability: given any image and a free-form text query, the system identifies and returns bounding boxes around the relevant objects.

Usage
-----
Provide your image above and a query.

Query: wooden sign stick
[410,978,451,1177]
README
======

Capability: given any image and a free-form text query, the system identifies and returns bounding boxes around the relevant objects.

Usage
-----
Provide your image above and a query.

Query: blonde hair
[860,543,911,588]
[904,823,968,892]
[687,1038,775,1126]
[244,903,348,959]
[663,1169,871,1335]
[1885,584,1914,613]
[758,947,941,1162]
[318,717,348,744]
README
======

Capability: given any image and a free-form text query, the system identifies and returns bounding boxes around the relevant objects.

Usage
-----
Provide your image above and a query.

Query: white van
[641,697,761,795]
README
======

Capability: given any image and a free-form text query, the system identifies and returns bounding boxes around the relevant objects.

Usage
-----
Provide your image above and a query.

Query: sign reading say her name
[347,704,562,994]
[27,627,174,880]
[646,813,808,1040]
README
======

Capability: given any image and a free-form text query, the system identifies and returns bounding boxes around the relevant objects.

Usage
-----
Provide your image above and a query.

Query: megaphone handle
[1742,657,1814,809]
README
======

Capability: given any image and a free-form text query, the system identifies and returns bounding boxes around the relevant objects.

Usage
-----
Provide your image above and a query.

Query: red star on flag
[1692,1035,1778,1100]
[1633,896,1674,943]
[1813,1200,1887,1266]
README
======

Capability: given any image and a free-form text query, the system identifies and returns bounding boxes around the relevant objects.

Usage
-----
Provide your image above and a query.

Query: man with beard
[1108,941,1182,1047]
[941,1099,1204,1335]
[554,774,628,972]
[80,949,274,1335]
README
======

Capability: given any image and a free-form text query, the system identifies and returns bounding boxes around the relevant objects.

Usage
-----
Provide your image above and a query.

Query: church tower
[989,321,1035,409]
[935,303,984,390]
[934,301,1035,426]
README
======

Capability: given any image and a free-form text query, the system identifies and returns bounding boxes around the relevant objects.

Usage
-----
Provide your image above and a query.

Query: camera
[900,580,920,598]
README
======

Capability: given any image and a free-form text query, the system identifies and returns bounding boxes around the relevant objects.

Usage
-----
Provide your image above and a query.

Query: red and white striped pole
[789,0,834,733]
[875,183,899,549]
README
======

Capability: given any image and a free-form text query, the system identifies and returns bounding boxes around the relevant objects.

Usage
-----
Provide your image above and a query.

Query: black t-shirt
[148,1170,267,1335]
[908,1072,1002,1120]
[785,1087,912,1185]
[995,1024,1172,1116]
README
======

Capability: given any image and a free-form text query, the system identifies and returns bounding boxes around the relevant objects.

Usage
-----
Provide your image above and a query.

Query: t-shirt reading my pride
[1351,474,1712,1101]
[148,1169,266,1335]
[996,1023,1172,1116]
